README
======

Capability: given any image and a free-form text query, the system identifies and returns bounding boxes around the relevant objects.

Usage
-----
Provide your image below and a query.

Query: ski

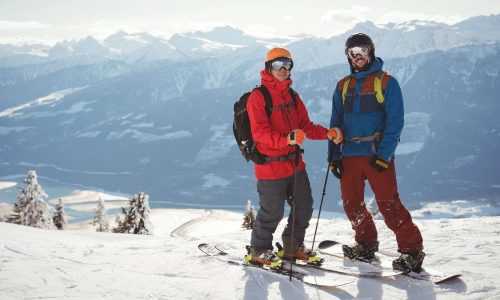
[318,240,462,284]
[282,258,403,278]
[198,243,354,288]
[272,242,399,278]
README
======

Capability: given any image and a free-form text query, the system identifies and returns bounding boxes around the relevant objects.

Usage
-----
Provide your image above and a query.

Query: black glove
[329,160,343,179]
[370,156,390,172]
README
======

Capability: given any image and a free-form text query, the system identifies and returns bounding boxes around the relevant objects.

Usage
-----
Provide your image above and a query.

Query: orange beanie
[265,47,292,62]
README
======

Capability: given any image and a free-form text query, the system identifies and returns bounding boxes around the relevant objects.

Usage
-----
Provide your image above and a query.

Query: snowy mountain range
[2,14,500,69]
[1,15,500,212]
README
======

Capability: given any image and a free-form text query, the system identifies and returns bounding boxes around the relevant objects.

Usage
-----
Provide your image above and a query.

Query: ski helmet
[265,47,293,72]
[265,47,292,62]
[345,33,374,52]
[345,33,375,60]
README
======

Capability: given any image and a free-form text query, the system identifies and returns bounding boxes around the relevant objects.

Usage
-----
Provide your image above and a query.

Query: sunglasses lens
[271,58,293,71]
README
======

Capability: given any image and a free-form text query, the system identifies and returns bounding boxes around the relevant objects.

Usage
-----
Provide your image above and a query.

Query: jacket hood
[350,57,384,79]
[260,70,292,94]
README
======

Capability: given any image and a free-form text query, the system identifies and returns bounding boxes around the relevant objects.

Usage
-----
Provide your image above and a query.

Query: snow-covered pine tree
[114,214,122,228]
[242,199,256,230]
[93,197,109,232]
[113,192,152,234]
[52,198,67,230]
[7,170,52,228]
[6,199,24,224]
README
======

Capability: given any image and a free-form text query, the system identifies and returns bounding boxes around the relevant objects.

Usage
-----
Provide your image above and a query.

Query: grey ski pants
[250,170,314,251]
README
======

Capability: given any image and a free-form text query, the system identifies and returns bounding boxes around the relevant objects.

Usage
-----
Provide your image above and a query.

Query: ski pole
[311,163,330,251]
[289,145,301,281]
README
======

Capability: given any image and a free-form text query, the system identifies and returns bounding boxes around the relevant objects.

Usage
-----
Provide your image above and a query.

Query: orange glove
[287,129,305,145]
[327,127,343,144]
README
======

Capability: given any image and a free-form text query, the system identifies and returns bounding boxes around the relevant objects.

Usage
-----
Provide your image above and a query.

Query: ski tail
[198,243,227,256]
[318,240,340,250]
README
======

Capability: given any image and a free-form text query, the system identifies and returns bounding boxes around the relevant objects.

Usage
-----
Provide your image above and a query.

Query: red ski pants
[340,157,423,253]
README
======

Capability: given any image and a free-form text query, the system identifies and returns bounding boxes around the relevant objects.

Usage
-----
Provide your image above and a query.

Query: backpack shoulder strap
[255,85,273,118]
[339,75,353,105]
[373,71,390,104]
[289,87,298,106]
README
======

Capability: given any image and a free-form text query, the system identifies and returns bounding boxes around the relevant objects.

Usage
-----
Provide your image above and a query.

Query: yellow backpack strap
[341,77,352,105]
[373,71,385,104]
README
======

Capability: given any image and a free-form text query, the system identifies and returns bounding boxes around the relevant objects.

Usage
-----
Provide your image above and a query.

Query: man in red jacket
[244,47,343,267]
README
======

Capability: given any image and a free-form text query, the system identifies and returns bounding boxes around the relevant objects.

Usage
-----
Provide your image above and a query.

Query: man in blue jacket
[328,33,425,272]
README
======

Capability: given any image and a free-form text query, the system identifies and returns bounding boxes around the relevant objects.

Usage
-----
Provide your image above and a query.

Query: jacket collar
[350,57,384,80]
[260,70,292,94]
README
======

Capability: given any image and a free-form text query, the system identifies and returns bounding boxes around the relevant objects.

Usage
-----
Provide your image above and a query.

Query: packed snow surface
[1,208,499,299]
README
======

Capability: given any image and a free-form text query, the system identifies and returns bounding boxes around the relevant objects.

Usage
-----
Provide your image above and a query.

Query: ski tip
[433,274,462,284]
[198,243,208,249]
[318,240,339,250]
[214,245,228,255]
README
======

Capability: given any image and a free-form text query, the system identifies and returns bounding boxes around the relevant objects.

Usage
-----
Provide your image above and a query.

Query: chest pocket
[272,101,296,112]
[268,91,299,131]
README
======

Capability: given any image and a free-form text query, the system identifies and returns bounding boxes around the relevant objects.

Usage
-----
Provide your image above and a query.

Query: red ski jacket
[246,70,329,180]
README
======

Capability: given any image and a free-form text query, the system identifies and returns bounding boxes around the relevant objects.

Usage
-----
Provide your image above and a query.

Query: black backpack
[233,85,297,164]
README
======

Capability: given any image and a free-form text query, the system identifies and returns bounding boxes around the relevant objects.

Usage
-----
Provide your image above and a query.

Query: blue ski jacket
[328,57,404,162]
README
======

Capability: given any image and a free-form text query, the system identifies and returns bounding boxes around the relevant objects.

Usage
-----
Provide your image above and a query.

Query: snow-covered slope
[0,209,498,299]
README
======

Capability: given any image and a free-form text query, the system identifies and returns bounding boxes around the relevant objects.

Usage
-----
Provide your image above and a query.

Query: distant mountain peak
[115,30,129,36]
[348,19,446,34]
[207,25,245,35]
[105,31,157,42]
[169,25,258,49]
[187,25,245,36]
[348,20,379,34]
[78,36,101,45]
[375,20,448,32]
[186,25,247,41]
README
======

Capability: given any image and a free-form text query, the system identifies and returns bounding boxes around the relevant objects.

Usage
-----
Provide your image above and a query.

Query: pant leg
[365,159,423,253]
[282,170,314,250]
[341,157,378,246]
[251,177,287,250]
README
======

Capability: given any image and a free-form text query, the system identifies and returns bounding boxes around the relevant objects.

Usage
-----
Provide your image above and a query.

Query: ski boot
[244,246,282,270]
[392,250,425,273]
[342,241,379,262]
[275,242,324,266]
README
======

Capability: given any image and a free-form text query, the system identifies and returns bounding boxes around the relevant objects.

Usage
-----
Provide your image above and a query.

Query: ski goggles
[346,46,371,60]
[270,58,294,71]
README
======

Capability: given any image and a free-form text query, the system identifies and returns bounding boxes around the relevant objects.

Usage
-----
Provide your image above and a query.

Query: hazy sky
[1,0,500,44]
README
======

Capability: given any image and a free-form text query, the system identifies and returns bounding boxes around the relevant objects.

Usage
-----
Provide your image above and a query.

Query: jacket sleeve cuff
[376,150,392,162]
[328,142,342,162]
